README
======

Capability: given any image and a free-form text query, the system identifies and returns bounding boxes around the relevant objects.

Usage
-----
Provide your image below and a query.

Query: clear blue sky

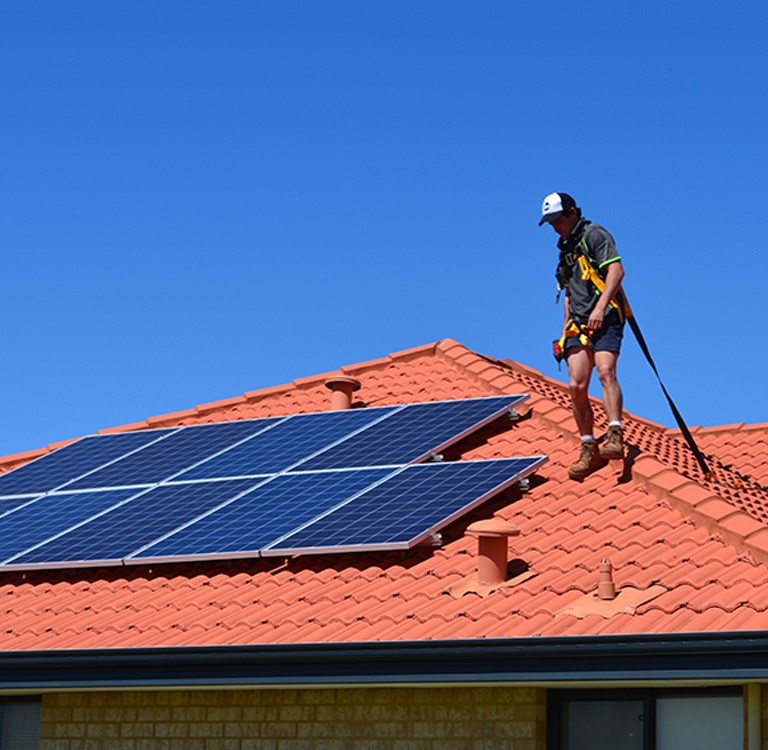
[1,2,766,456]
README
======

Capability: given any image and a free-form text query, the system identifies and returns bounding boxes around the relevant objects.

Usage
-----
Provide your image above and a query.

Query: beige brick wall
[40,686,546,750]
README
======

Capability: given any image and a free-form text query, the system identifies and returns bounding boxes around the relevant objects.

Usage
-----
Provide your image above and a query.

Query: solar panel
[8,478,262,566]
[0,394,544,571]
[174,406,398,481]
[64,418,284,490]
[292,395,528,471]
[0,488,140,562]
[131,468,393,561]
[264,457,546,555]
[0,429,175,498]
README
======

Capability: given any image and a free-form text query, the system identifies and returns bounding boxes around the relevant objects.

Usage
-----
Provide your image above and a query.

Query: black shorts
[565,308,624,354]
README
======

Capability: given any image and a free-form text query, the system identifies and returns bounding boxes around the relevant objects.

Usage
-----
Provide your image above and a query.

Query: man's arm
[587,260,625,330]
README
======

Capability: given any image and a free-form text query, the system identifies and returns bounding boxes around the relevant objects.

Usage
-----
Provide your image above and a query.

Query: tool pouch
[552,338,566,364]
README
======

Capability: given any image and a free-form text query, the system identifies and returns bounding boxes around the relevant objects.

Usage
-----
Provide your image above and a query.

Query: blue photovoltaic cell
[13,478,262,566]
[65,418,284,490]
[0,497,43,517]
[0,488,140,563]
[0,430,175,498]
[134,468,392,560]
[293,395,528,471]
[266,457,545,553]
[175,406,398,481]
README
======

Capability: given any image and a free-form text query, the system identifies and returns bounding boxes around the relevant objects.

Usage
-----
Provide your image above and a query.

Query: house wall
[40,686,547,750]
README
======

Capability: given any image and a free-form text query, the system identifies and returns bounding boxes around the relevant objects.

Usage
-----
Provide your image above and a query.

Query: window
[549,688,743,750]
[0,700,40,749]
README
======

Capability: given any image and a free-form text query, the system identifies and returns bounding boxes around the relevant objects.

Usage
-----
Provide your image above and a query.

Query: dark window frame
[547,686,744,750]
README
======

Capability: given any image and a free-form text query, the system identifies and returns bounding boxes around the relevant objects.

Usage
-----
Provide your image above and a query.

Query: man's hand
[588,305,606,330]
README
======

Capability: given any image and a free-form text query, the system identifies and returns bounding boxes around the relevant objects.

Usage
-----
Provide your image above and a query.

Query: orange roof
[1,338,768,651]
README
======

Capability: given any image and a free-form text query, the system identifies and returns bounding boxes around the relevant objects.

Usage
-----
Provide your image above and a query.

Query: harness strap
[576,252,627,323]
[624,312,711,477]
[557,320,592,353]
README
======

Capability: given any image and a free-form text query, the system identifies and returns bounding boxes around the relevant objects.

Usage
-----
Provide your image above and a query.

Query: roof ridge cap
[0,341,447,468]
[0,438,80,474]
[434,340,542,396]
[111,343,446,428]
[687,422,768,436]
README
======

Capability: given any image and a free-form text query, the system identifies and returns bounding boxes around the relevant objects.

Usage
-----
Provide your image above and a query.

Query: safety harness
[553,237,627,361]
[554,236,712,478]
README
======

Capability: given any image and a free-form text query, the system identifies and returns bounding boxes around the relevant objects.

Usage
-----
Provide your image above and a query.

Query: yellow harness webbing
[575,253,628,323]
[555,320,592,357]
[555,250,629,356]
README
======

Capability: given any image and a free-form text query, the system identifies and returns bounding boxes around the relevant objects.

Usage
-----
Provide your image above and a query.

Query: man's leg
[595,350,624,457]
[594,350,623,422]
[565,346,605,479]
[566,345,595,436]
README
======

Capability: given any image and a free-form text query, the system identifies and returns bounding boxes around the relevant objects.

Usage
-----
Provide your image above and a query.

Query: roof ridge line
[435,343,686,450]
[0,437,80,475]
[687,422,768,436]
[433,341,589,445]
[0,341,446,470]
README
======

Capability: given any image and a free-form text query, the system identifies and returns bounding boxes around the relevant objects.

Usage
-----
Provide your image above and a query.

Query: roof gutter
[2,632,768,691]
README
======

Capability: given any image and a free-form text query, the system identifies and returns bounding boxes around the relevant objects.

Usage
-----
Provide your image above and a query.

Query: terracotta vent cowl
[324,375,361,410]
[466,518,521,586]
[598,558,617,600]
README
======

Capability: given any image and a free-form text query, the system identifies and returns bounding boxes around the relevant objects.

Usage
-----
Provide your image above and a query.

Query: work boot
[600,425,624,459]
[568,441,607,480]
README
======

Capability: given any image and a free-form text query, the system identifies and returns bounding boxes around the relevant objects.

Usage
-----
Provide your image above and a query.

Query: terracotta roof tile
[0,339,766,649]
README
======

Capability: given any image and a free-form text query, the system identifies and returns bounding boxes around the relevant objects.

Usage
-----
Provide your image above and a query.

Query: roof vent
[598,558,616,601]
[466,518,521,585]
[324,375,361,410]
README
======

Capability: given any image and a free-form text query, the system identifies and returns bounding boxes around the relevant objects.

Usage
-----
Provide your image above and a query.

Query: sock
[609,421,623,429]
[580,435,596,443]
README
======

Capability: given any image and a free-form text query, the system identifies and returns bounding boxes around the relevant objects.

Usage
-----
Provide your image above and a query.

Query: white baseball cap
[538,192,577,226]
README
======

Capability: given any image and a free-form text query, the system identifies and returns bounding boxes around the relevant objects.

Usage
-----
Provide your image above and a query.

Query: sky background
[1,2,766,457]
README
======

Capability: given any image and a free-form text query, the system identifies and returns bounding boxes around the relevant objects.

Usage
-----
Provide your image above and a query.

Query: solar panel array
[0,395,546,570]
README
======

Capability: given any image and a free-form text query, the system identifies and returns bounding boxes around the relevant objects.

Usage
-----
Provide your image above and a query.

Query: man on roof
[539,192,626,480]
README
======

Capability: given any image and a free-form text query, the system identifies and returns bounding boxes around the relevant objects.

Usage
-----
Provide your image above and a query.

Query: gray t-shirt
[556,219,621,321]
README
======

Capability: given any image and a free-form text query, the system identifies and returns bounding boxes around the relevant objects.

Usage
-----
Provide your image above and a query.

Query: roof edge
[2,632,768,690]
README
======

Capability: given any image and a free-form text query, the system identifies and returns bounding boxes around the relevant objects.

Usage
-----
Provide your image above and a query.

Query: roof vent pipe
[466,518,521,586]
[598,558,616,600]
[324,375,361,410]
